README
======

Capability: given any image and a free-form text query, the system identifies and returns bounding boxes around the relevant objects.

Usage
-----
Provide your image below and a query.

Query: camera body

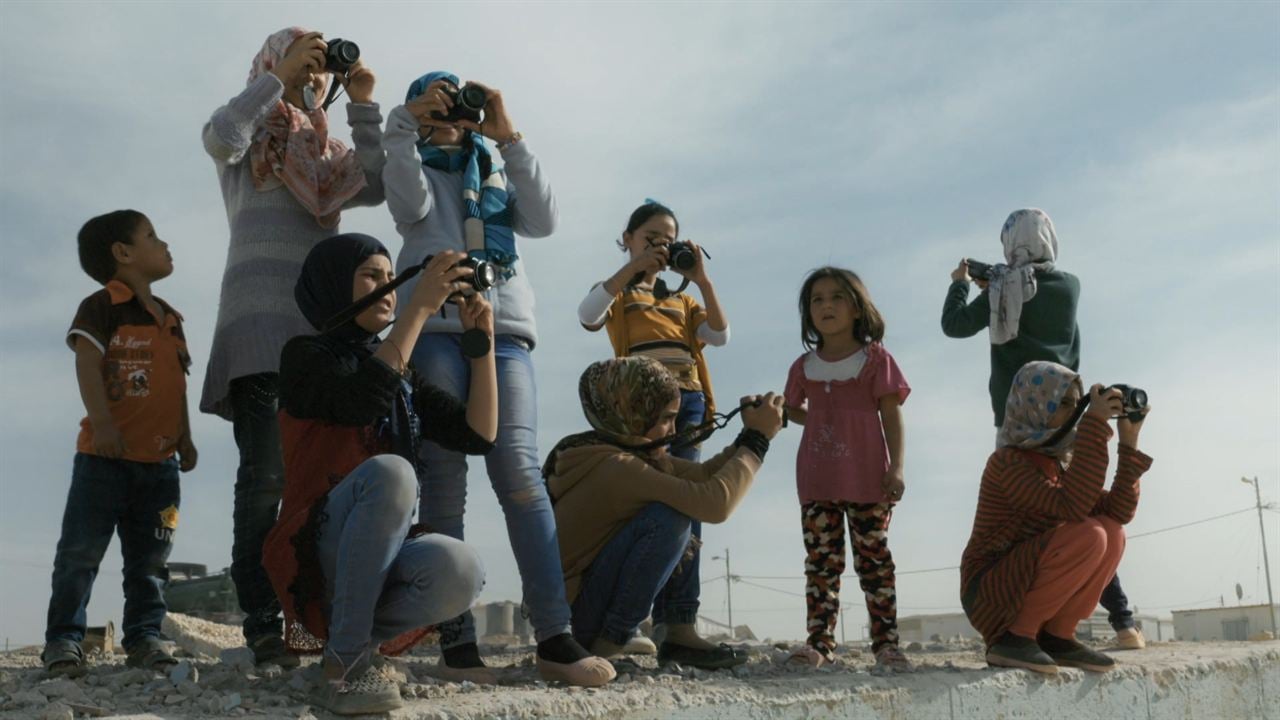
[323,38,360,74]
[432,83,488,124]
[1107,384,1148,422]
[965,258,994,282]
[668,241,698,272]
[423,254,497,294]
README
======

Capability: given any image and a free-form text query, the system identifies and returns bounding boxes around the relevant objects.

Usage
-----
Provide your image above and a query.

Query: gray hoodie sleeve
[382,105,434,224]
[500,139,558,238]
[342,102,387,208]
[202,74,284,166]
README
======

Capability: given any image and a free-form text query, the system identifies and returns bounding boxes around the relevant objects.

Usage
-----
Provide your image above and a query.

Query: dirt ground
[2,614,1277,719]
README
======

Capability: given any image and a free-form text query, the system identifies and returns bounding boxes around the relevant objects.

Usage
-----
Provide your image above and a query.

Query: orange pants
[1009,517,1125,639]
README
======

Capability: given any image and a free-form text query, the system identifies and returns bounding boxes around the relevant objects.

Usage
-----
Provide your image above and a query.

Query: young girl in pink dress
[783,267,913,672]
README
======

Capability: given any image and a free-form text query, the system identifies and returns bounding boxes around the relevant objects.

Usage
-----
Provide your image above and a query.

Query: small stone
[14,689,49,707]
[165,694,188,705]
[287,673,311,692]
[177,680,203,697]
[91,688,113,701]
[616,673,633,683]
[641,675,656,685]
[731,664,750,678]
[926,643,946,652]
[40,702,74,720]
[257,663,283,679]
[459,680,476,691]
[906,642,923,652]
[219,647,257,673]
[222,692,242,711]
[689,668,707,680]
[169,660,198,684]
[37,679,85,701]
[64,702,108,717]
[142,678,172,694]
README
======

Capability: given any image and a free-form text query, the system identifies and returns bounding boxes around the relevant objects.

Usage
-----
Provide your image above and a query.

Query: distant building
[1076,610,1171,642]
[472,601,533,643]
[1172,605,1280,641]
[897,613,981,643]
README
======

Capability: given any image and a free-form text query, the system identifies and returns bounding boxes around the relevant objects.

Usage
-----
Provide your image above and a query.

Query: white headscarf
[987,209,1058,345]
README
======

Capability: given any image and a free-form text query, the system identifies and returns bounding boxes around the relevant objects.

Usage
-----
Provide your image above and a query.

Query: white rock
[37,679,85,701]
[219,647,257,673]
[258,663,283,679]
[169,660,198,684]
[222,692,242,711]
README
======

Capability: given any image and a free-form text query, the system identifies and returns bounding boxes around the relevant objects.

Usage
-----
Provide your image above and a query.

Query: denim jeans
[228,373,286,642]
[411,333,571,646]
[571,502,692,647]
[316,455,485,666]
[45,453,180,651]
[651,389,705,626]
[1100,574,1135,631]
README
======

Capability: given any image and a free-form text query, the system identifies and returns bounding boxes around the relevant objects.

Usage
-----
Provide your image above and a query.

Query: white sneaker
[1114,627,1146,650]
[313,650,403,715]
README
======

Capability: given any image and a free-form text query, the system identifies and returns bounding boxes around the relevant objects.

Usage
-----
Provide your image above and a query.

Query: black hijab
[295,232,391,350]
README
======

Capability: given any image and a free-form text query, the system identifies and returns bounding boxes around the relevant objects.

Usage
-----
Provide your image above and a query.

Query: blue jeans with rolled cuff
[651,389,705,626]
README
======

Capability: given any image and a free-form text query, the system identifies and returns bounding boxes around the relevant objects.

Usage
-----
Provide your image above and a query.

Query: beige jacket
[547,442,763,602]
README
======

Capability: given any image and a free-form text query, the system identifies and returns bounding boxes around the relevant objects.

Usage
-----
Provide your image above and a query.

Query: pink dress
[784,342,910,504]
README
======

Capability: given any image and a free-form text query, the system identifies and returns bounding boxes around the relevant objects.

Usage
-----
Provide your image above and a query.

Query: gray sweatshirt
[200,73,386,420]
[382,105,557,346]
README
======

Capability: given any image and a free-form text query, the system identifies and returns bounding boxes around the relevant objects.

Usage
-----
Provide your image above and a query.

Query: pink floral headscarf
[247,27,366,229]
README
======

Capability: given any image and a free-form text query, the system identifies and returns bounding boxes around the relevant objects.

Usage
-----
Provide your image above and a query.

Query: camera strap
[320,259,425,333]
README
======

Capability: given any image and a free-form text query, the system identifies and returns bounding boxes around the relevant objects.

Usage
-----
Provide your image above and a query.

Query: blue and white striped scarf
[406,71,517,279]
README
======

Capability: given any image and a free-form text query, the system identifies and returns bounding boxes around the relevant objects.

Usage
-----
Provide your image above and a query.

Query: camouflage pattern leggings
[801,501,900,658]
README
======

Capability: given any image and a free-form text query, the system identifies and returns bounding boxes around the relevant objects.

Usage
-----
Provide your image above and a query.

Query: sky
[0,1,1277,648]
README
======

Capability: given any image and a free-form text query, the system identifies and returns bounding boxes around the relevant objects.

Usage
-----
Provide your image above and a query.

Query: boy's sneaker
[313,651,403,716]
[1114,627,1146,650]
[125,637,178,672]
[41,639,86,678]
[985,633,1058,674]
[1037,632,1116,672]
[873,644,915,673]
[250,634,301,668]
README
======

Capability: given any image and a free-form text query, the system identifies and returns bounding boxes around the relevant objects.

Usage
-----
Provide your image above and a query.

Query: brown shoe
[1114,627,1146,650]
[536,655,616,686]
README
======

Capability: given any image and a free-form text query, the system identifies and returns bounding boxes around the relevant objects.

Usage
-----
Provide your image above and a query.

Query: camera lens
[670,243,697,271]
[472,260,497,291]
[458,85,487,111]
[324,38,360,73]
[1127,388,1148,410]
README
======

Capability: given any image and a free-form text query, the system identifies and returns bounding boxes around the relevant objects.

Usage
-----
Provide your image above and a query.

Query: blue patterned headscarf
[998,361,1083,461]
[406,71,517,279]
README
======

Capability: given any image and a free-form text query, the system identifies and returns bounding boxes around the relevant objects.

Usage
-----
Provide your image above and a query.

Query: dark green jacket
[941,270,1081,426]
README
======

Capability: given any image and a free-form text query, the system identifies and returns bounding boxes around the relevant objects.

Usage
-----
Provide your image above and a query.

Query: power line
[1127,508,1254,539]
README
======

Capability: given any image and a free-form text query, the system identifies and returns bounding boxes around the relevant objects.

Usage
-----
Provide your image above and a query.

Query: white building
[1171,604,1280,641]
[897,613,981,644]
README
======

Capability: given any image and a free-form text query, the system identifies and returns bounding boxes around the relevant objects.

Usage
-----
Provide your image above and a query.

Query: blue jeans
[572,502,693,647]
[316,455,485,665]
[651,390,705,626]
[228,373,286,642]
[411,333,571,646]
[1101,574,1135,631]
[46,453,180,651]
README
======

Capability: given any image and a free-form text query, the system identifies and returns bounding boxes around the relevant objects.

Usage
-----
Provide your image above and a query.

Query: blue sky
[1,1,1277,647]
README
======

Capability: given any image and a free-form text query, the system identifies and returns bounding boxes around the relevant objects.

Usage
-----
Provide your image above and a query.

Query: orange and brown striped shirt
[959,415,1153,644]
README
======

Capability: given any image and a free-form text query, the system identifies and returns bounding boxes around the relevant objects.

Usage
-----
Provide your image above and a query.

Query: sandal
[41,639,86,678]
[125,636,178,672]
[787,645,830,668]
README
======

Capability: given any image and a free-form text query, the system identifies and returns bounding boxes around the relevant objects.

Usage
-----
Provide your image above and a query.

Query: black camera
[432,83,488,124]
[424,254,497,294]
[1107,384,1148,422]
[323,38,360,74]
[965,258,994,281]
[668,241,698,272]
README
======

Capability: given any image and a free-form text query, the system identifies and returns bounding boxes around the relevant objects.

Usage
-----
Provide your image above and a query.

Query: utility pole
[1242,476,1278,638]
[712,548,733,639]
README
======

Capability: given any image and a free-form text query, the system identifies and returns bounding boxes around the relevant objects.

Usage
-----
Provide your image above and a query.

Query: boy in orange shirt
[42,210,197,676]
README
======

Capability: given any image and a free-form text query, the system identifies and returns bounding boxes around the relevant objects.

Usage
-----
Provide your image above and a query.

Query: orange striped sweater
[960,414,1153,644]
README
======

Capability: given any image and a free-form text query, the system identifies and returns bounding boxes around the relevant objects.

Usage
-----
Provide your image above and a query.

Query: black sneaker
[250,634,301,669]
[657,641,748,670]
[984,633,1058,674]
[1037,632,1116,672]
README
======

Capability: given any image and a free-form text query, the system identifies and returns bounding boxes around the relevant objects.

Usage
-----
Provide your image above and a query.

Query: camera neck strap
[319,259,425,334]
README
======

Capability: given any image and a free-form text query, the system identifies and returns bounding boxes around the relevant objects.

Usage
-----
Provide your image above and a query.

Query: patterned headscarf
[405,72,518,279]
[997,361,1083,461]
[248,27,367,229]
[542,357,680,478]
[986,209,1059,345]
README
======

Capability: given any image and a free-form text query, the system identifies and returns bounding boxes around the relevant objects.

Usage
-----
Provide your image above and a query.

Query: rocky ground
[1,614,1276,719]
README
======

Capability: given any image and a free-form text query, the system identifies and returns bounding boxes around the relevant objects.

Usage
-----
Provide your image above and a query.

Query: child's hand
[950,259,971,283]
[741,393,785,440]
[1117,406,1150,449]
[342,59,376,104]
[271,32,326,85]
[92,422,127,459]
[409,251,472,316]
[674,240,710,286]
[882,465,905,502]
[456,293,494,336]
[177,435,198,473]
[454,82,518,145]
[406,79,459,131]
[627,243,669,277]
[1085,384,1124,423]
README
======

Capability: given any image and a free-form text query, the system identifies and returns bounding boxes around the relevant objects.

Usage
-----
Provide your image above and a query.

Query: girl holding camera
[782,267,913,672]
[200,27,386,668]
[382,73,614,687]
[960,362,1152,674]
[265,235,493,714]
[576,200,736,668]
